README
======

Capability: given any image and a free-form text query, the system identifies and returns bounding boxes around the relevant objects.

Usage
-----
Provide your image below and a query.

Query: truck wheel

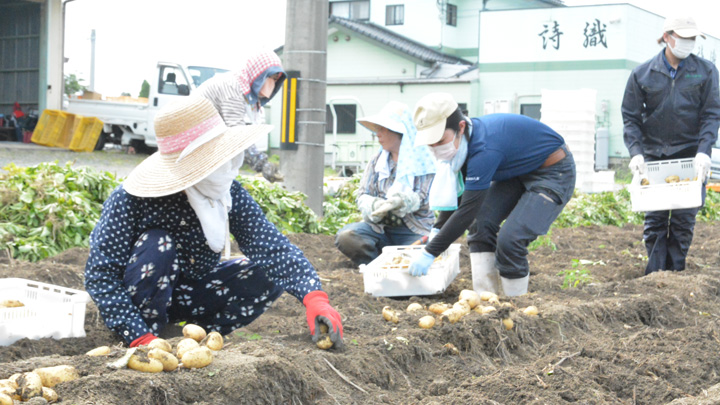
[94,132,107,151]
[130,139,158,155]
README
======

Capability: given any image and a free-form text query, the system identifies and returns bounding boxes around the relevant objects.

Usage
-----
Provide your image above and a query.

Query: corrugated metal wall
[0,0,41,118]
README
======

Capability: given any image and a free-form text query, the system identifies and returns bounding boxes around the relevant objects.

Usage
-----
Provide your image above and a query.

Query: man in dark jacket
[622,15,720,275]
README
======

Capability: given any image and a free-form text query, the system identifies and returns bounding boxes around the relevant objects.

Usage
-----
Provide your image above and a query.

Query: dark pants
[123,229,283,335]
[643,152,706,274]
[468,145,576,279]
[335,222,424,266]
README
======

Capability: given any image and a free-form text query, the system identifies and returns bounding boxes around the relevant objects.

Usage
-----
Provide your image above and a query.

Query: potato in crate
[0,278,90,346]
[359,244,461,297]
[629,158,702,212]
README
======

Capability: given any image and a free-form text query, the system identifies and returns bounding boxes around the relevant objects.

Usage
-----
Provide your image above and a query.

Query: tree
[139,80,150,98]
[121,92,131,96]
[64,74,86,96]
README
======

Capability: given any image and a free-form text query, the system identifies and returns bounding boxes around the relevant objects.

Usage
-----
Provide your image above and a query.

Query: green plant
[528,232,557,252]
[64,74,86,96]
[234,331,262,341]
[139,80,150,98]
[557,259,597,289]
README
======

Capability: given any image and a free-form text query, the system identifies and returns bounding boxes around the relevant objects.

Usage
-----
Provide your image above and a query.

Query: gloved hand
[427,227,440,242]
[409,249,436,277]
[694,153,712,182]
[628,155,646,176]
[370,196,404,218]
[262,161,284,182]
[303,290,344,349]
[130,332,157,347]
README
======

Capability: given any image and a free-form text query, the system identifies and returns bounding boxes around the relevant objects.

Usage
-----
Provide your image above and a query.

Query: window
[458,103,468,116]
[326,104,357,134]
[330,1,370,20]
[158,66,190,96]
[385,4,404,26]
[520,104,542,120]
[446,3,457,26]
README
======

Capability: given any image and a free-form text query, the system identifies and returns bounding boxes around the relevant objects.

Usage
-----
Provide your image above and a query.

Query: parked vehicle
[64,62,228,153]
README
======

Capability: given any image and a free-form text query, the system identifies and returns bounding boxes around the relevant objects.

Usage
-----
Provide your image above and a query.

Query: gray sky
[63,0,719,97]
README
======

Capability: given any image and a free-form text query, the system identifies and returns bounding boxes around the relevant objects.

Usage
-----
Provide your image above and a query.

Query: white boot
[470,252,499,294]
[500,275,529,297]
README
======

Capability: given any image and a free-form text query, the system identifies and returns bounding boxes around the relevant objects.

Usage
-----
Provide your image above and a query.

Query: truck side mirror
[178,85,190,96]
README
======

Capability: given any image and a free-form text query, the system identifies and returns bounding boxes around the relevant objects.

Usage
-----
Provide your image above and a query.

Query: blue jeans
[335,222,425,266]
[468,145,576,279]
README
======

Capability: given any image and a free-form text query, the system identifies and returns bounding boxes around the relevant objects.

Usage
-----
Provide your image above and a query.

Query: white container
[0,278,90,346]
[359,244,461,297]
[629,158,702,212]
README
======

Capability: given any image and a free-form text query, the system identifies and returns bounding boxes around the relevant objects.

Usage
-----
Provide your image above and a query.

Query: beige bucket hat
[357,101,409,134]
[123,96,272,197]
[413,92,458,146]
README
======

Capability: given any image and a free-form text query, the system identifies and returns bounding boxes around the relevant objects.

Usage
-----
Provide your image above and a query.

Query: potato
[479,291,498,301]
[488,296,501,306]
[452,300,471,316]
[500,302,514,309]
[17,372,43,401]
[665,175,680,183]
[0,299,24,308]
[176,338,200,359]
[382,306,399,324]
[181,346,214,369]
[481,306,497,314]
[7,374,21,385]
[86,346,111,356]
[200,331,224,351]
[443,343,460,355]
[418,315,435,329]
[406,302,424,312]
[0,387,18,401]
[458,290,481,309]
[33,365,79,388]
[441,308,464,324]
[148,348,179,371]
[523,306,539,316]
[316,335,333,350]
[502,318,514,330]
[42,386,58,403]
[128,354,164,373]
[640,178,650,186]
[428,302,451,315]
[0,380,16,390]
[183,324,207,342]
[0,393,12,405]
[148,338,172,353]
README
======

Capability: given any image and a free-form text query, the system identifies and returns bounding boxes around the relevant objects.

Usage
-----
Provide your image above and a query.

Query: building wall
[0,0,41,115]
[327,29,417,79]
[43,0,64,110]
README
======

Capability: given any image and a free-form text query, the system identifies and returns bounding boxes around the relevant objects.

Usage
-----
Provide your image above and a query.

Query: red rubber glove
[303,290,344,348]
[130,332,157,347]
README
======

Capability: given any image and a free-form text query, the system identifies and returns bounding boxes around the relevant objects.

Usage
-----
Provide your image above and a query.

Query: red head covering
[13,102,24,118]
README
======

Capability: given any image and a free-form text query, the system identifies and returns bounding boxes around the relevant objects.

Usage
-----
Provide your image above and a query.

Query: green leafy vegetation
[63,73,86,96]
[557,259,598,289]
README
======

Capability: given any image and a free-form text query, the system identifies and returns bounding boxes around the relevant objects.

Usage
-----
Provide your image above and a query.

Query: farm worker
[195,50,286,183]
[407,93,576,297]
[335,101,436,265]
[622,15,720,275]
[84,96,343,349]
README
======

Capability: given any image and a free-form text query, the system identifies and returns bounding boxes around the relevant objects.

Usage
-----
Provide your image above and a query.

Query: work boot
[470,252,499,294]
[500,275,529,297]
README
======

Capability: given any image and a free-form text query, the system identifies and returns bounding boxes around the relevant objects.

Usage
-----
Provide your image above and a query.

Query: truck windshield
[187,66,230,87]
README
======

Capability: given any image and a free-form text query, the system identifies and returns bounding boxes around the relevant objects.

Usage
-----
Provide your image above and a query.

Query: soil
[2,223,720,404]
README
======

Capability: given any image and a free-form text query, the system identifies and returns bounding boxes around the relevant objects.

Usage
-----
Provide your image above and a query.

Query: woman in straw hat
[195,50,286,182]
[84,96,343,349]
[335,101,436,266]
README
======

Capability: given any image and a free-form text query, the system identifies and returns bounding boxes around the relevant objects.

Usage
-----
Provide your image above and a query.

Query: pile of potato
[88,324,224,373]
[0,365,78,403]
[382,289,540,331]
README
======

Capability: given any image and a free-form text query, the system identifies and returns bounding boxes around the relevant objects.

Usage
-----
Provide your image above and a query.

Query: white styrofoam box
[542,114,596,128]
[0,278,90,346]
[630,158,701,212]
[359,244,461,297]
[541,88,598,112]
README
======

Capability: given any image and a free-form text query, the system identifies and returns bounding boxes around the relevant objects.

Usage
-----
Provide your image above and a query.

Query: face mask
[669,36,695,59]
[431,135,458,161]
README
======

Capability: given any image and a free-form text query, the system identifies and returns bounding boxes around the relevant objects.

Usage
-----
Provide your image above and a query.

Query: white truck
[64,61,228,153]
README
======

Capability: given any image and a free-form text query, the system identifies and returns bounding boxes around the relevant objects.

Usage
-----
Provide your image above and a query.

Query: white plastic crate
[0,278,90,346]
[359,244,461,297]
[629,158,702,212]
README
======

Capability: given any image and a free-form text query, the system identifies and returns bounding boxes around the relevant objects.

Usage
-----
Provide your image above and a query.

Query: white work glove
[370,196,404,220]
[628,155,646,176]
[694,152,712,182]
[358,196,384,224]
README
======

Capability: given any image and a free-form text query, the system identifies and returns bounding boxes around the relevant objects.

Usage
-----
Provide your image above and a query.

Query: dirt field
[2,222,720,404]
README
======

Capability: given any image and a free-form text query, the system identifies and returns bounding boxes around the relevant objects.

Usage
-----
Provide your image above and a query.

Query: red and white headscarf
[235,51,286,106]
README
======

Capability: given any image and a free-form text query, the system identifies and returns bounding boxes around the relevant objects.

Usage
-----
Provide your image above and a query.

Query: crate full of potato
[359,244,461,297]
[629,158,702,212]
[0,278,90,346]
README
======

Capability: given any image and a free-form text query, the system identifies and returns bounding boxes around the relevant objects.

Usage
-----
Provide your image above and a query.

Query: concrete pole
[280,0,328,216]
[90,29,96,91]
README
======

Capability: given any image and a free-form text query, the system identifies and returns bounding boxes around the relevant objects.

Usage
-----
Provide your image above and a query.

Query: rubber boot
[500,275,529,297]
[470,252,499,294]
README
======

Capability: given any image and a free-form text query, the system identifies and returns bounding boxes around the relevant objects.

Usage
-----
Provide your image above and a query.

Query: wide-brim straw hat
[357,101,409,135]
[123,96,272,197]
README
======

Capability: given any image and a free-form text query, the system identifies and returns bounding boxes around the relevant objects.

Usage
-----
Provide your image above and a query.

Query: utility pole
[90,29,96,91]
[280,0,328,216]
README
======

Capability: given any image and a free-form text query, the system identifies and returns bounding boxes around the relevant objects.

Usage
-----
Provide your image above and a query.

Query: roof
[328,16,474,67]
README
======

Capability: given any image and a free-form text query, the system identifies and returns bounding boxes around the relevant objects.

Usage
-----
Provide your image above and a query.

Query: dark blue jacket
[622,50,720,158]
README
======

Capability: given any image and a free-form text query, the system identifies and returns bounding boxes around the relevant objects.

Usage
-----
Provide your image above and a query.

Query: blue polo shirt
[465,114,565,191]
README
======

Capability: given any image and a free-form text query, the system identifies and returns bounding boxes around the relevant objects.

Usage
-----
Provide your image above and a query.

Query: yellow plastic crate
[49,113,79,149]
[31,110,68,146]
[68,116,104,152]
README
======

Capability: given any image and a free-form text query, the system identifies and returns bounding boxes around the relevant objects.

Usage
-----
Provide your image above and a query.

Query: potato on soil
[452,300,471,316]
[176,338,200,359]
[42,386,58,403]
[479,291,498,302]
[128,353,164,373]
[382,306,399,324]
[428,302,451,315]
[418,315,435,329]
[17,372,43,401]
[183,324,207,342]
[33,365,79,388]
[0,393,12,405]
[475,305,496,315]
[181,346,214,369]
[502,318,514,330]
[200,331,224,351]
[86,346,111,356]
[316,335,333,350]
[148,338,172,353]
[0,387,18,401]
[0,380,16,390]
[488,296,501,306]
[441,308,464,324]
[148,348,179,371]
[7,374,21,385]
[523,306,539,316]
[458,290,481,309]
[406,302,424,312]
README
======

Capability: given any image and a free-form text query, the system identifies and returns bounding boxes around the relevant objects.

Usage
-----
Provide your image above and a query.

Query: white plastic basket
[359,244,461,297]
[0,278,90,346]
[629,158,702,212]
